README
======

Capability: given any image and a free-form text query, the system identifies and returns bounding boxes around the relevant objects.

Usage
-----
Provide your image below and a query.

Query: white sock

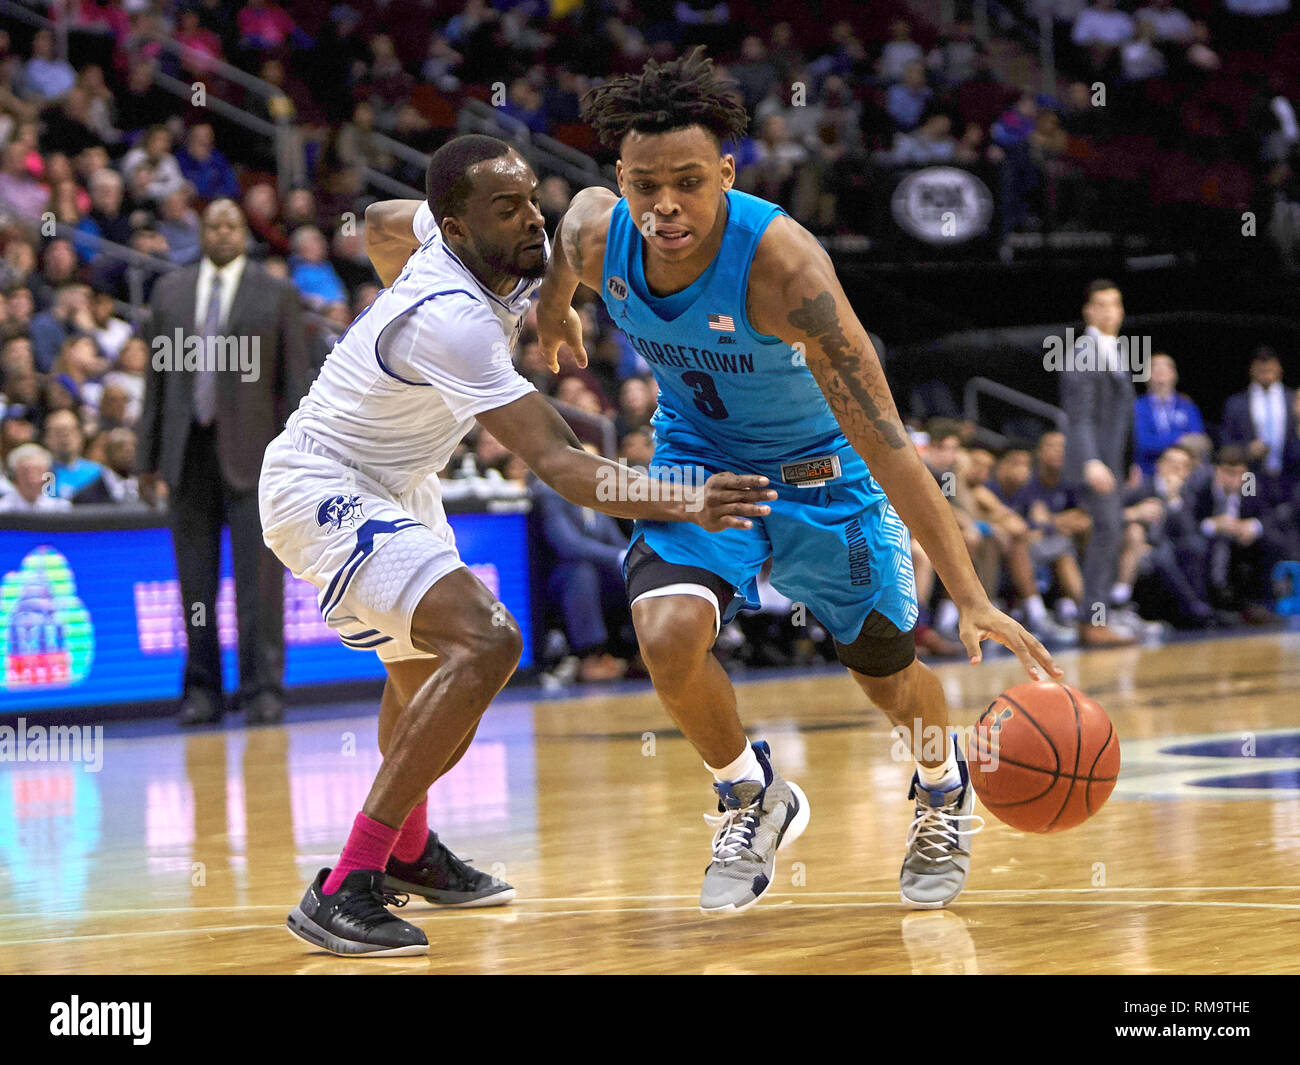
[1111,582,1131,605]
[1024,594,1048,626]
[1056,597,1079,621]
[707,741,763,785]
[917,740,961,792]
[935,599,959,632]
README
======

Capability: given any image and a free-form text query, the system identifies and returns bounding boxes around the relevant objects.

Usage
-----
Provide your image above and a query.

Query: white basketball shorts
[258,425,464,661]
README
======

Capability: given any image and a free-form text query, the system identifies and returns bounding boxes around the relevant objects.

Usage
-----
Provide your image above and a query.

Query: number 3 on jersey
[680,370,729,420]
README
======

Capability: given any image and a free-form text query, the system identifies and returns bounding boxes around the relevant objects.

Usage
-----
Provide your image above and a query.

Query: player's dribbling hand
[537,304,588,372]
[957,599,1065,682]
[690,472,778,532]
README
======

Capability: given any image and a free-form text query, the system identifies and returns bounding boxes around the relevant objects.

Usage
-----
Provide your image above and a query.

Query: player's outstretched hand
[691,472,778,532]
[537,303,588,372]
[957,599,1065,682]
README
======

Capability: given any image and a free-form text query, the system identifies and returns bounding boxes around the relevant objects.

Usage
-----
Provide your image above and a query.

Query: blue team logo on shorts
[316,494,364,531]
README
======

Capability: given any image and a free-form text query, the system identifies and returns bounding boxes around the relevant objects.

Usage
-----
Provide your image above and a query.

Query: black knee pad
[834,609,916,677]
[623,537,736,613]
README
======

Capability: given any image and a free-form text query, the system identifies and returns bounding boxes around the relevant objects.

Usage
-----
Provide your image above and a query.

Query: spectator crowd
[0,2,1297,681]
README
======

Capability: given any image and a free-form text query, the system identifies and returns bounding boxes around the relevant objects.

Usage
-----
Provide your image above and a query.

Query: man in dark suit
[137,199,310,725]
[1190,444,1290,619]
[1121,444,1224,628]
[1059,279,1138,646]
[1220,346,1299,506]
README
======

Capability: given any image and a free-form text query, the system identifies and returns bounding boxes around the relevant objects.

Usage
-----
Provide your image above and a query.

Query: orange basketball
[966,681,1121,832]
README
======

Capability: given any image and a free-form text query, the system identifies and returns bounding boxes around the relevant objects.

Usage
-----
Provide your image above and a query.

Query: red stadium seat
[411,85,458,129]
[551,122,598,154]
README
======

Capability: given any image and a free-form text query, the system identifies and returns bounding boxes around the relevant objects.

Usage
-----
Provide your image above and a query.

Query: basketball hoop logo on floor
[1111,729,1300,799]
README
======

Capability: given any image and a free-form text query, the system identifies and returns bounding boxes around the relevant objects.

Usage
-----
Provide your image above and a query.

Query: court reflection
[900,911,980,974]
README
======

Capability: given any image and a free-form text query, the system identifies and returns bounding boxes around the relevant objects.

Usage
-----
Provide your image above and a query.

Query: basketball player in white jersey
[259,135,776,956]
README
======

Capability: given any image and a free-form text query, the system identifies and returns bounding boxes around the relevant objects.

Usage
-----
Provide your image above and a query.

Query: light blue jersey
[599,188,868,478]
[599,188,917,645]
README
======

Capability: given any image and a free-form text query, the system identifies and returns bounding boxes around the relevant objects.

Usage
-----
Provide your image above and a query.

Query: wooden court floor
[1,632,1298,974]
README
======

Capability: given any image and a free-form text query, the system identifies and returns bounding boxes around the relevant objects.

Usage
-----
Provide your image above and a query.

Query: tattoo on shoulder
[787,291,908,451]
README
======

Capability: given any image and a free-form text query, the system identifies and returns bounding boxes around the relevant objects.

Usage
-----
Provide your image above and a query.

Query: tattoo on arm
[560,207,584,276]
[787,291,908,451]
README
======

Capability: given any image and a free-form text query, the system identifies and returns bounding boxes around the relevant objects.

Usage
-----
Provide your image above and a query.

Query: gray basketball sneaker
[700,741,810,916]
[900,739,984,909]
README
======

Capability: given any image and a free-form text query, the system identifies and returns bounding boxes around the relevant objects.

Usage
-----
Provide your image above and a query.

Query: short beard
[478,242,546,281]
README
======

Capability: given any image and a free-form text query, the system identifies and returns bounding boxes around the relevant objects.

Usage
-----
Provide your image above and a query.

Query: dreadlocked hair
[580,46,750,152]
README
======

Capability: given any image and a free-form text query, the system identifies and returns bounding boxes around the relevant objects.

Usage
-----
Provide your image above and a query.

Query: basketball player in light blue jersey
[537,48,1063,914]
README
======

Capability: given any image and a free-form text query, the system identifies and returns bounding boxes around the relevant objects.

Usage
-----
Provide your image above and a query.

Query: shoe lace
[337,884,410,930]
[906,799,984,863]
[430,836,480,883]
[704,799,762,863]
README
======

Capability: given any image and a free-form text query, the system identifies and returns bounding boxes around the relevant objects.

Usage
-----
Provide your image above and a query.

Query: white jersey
[288,200,542,494]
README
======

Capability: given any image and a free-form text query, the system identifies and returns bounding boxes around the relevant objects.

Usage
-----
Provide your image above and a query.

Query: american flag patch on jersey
[707,313,735,332]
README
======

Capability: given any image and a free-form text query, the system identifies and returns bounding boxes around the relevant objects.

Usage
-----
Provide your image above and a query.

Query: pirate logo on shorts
[316,494,364,531]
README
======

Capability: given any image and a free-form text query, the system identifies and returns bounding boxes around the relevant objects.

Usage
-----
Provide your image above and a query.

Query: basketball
[967,682,1121,833]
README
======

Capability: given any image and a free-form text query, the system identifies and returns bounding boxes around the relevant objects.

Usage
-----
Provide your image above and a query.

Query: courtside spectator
[500,80,548,136]
[879,114,959,166]
[1135,0,1195,41]
[1221,346,1298,503]
[1072,0,1136,75]
[0,141,47,222]
[1123,444,1224,627]
[72,426,139,504]
[157,187,203,265]
[927,22,984,88]
[174,11,225,81]
[730,36,780,112]
[885,62,932,132]
[288,226,348,309]
[615,376,657,439]
[238,0,300,53]
[77,168,133,255]
[176,123,240,202]
[532,474,633,682]
[21,30,75,102]
[1010,432,1090,628]
[40,87,106,157]
[29,282,96,374]
[91,291,132,362]
[120,126,187,206]
[878,21,925,83]
[967,446,1075,641]
[43,408,102,500]
[0,443,71,512]
[1133,353,1205,475]
[1192,444,1289,618]
[242,183,291,255]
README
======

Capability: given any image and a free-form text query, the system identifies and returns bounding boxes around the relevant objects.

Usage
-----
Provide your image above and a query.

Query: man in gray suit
[138,199,311,725]
[1059,279,1139,647]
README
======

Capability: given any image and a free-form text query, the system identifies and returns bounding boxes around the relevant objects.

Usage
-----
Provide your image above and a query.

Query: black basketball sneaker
[287,869,428,956]
[384,832,516,907]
